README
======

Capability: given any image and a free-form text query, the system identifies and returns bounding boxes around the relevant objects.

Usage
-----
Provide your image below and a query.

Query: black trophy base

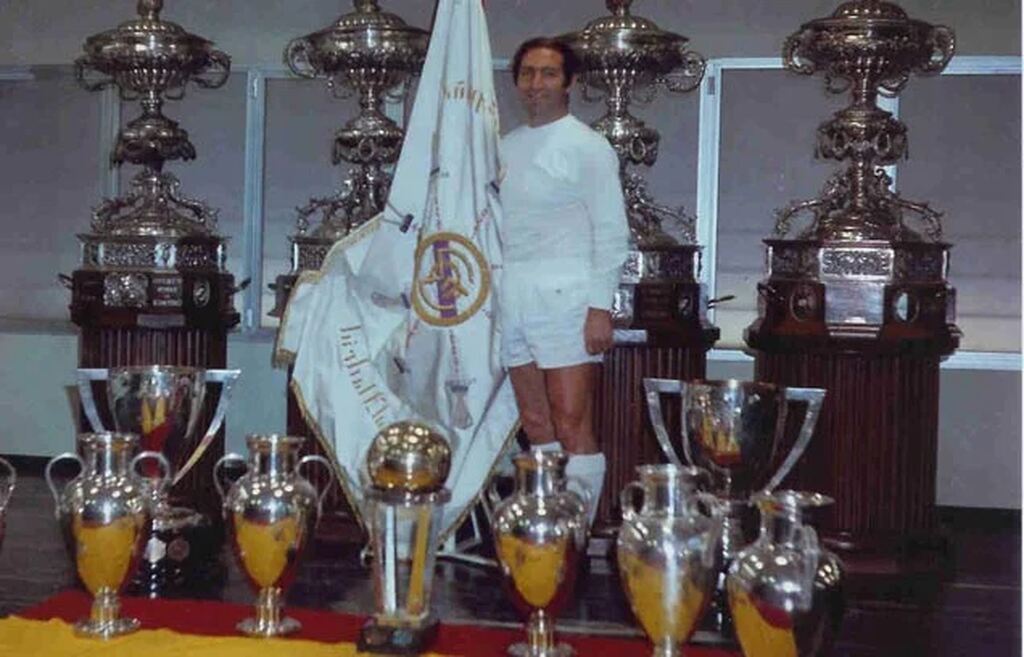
[129,506,225,598]
[357,617,439,655]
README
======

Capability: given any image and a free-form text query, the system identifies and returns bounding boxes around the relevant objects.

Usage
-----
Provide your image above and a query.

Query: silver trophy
[491,450,591,657]
[643,379,824,559]
[214,435,333,637]
[76,365,240,592]
[727,490,845,657]
[45,432,169,638]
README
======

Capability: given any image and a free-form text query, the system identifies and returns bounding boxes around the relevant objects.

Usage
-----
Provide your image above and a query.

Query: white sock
[565,452,606,526]
[530,440,563,453]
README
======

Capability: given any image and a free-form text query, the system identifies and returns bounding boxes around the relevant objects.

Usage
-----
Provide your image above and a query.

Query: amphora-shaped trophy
[491,450,591,657]
[618,464,722,657]
[214,434,332,637]
[45,432,168,638]
[727,491,844,657]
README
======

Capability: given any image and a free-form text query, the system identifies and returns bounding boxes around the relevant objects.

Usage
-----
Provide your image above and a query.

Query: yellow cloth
[0,618,455,657]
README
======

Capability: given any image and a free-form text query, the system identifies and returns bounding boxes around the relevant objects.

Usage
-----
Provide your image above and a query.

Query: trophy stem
[238,586,301,637]
[510,610,573,657]
[652,644,685,657]
[74,587,140,638]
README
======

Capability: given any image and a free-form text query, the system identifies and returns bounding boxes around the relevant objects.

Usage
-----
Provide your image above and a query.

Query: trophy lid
[291,0,429,76]
[560,0,691,78]
[80,0,223,82]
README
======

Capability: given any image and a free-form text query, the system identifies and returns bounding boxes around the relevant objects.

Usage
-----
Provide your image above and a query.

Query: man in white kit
[499,37,630,524]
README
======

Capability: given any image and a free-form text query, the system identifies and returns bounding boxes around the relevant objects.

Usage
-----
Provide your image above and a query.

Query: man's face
[516,47,572,124]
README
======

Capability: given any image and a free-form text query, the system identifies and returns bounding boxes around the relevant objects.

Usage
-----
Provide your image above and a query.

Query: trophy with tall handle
[727,490,845,657]
[45,432,169,638]
[491,450,592,657]
[643,378,824,633]
[214,434,333,637]
[76,365,240,594]
[618,464,723,657]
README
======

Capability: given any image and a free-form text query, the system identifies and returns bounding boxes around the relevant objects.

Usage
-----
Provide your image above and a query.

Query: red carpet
[21,590,739,656]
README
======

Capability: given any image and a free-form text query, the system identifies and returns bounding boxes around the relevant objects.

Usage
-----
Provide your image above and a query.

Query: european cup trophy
[359,421,452,655]
[45,432,169,638]
[214,434,333,637]
[76,365,240,594]
[643,378,824,631]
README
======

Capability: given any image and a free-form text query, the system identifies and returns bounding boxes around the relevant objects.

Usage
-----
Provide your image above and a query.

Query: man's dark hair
[511,37,581,88]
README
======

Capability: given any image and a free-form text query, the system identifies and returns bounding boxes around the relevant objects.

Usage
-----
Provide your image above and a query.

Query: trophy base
[507,641,574,657]
[129,506,225,597]
[73,616,141,639]
[237,615,301,637]
[357,618,439,655]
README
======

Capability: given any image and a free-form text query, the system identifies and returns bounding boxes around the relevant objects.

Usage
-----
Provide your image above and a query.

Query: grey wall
[0,0,1019,68]
[0,0,1019,509]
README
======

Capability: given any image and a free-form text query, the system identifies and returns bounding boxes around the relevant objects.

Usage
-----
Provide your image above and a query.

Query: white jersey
[499,114,630,310]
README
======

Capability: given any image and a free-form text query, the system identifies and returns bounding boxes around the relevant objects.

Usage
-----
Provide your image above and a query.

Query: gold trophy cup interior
[491,450,592,657]
[214,434,333,637]
[0,457,15,552]
[76,365,240,594]
[359,420,452,655]
[643,378,824,634]
[45,432,169,638]
[617,464,723,657]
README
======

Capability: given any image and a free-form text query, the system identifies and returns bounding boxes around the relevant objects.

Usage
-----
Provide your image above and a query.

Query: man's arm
[581,139,630,353]
[581,141,630,311]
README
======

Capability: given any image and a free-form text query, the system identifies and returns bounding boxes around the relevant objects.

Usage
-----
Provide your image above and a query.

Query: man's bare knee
[551,412,596,453]
[520,411,556,444]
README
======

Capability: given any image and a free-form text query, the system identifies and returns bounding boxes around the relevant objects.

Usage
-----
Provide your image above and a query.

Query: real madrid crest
[411,231,490,327]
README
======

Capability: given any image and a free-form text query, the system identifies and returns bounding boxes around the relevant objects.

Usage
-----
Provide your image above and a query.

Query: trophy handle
[213,453,247,500]
[641,378,686,467]
[297,454,335,519]
[619,481,644,523]
[566,475,595,523]
[75,369,110,432]
[695,492,724,570]
[795,522,821,611]
[485,475,509,511]
[0,457,15,509]
[44,452,83,509]
[762,387,825,494]
[131,450,172,501]
[174,369,241,486]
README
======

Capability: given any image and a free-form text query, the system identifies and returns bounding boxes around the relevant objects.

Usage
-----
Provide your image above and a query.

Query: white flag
[276,0,516,541]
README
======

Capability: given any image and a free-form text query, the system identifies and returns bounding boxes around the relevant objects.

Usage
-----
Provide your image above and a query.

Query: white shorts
[499,269,603,370]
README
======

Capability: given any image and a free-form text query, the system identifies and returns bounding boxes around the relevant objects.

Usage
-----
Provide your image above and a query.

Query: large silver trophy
[644,379,824,558]
[727,490,845,657]
[491,450,591,657]
[359,421,452,655]
[45,432,169,638]
[76,365,240,593]
[214,434,333,637]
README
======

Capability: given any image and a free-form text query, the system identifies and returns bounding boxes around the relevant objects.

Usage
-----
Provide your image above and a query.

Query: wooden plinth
[755,349,944,559]
[592,341,712,531]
